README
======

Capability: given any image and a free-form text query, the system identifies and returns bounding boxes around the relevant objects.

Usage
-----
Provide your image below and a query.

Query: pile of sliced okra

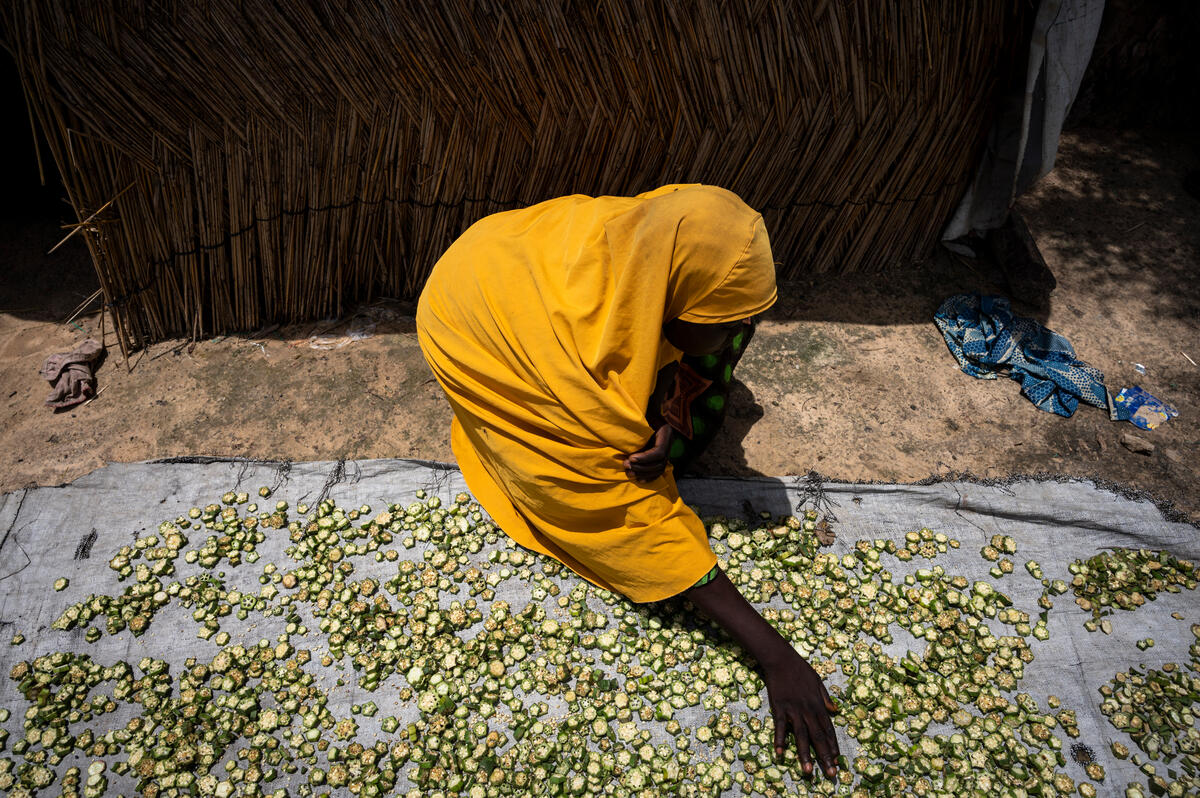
[2,488,1197,797]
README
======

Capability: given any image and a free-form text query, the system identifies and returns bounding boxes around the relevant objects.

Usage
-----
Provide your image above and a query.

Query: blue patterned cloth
[934,294,1106,417]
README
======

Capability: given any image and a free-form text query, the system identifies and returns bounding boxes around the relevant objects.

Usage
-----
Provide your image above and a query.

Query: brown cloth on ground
[40,339,104,409]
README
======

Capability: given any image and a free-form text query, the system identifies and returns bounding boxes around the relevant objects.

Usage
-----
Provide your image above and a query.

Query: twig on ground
[149,341,189,362]
[62,289,103,326]
[79,384,107,407]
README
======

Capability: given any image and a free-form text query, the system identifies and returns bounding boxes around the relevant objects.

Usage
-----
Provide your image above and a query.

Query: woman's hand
[761,646,841,779]
[682,568,841,780]
[623,423,673,481]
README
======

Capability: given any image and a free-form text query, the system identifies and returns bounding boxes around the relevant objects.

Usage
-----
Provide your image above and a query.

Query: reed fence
[2,1,1029,352]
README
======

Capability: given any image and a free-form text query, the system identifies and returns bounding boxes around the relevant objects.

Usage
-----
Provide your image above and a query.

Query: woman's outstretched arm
[682,567,840,779]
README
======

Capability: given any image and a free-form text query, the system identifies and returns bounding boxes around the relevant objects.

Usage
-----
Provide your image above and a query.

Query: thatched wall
[3,2,1028,351]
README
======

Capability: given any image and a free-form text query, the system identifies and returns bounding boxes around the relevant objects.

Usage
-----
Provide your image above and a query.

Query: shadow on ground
[0,218,98,322]
[763,248,1020,327]
[1016,131,1200,326]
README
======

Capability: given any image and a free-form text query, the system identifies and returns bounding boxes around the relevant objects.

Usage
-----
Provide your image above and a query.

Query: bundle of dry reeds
[2,1,1029,351]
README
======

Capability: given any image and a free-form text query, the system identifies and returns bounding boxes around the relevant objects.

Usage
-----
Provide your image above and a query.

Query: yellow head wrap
[417,184,776,601]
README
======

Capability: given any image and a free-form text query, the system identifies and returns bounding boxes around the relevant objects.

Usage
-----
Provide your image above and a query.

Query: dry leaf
[815,519,836,546]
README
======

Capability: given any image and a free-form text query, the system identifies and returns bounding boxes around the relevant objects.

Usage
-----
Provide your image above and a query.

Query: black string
[0,489,33,584]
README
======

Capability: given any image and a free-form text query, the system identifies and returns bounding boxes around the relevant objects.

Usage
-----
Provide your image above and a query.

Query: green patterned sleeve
[690,564,720,589]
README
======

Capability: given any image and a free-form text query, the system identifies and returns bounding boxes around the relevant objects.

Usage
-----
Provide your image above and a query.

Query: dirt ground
[1,127,1197,521]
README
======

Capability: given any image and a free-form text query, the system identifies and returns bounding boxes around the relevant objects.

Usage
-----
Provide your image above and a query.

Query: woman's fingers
[764,656,841,780]
[624,425,674,480]
[628,446,667,465]
[820,684,841,760]
[770,694,840,781]
[624,461,665,481]
[772,702,787,757]
[789,709,815,776]
[625,449,666,470]
[804,711,838,778]
[803,689,840,776]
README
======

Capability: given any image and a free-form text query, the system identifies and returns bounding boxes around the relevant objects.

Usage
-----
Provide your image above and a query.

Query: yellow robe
[416,184,776,602]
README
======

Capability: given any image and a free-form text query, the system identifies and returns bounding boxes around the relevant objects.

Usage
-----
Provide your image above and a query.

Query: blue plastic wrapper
[1110,386,1178,430]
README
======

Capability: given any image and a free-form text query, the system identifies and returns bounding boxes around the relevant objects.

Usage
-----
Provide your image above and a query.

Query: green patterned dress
[666,321,757,473]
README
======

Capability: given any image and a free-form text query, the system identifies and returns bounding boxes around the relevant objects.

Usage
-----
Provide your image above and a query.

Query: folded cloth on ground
[934,294,1106,417]
[40,338,104,409]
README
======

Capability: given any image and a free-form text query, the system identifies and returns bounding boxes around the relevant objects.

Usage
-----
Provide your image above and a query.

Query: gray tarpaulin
[1,458,1197,795]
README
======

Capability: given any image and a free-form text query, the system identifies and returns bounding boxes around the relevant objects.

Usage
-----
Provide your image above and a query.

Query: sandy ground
[1,127,1197,521]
